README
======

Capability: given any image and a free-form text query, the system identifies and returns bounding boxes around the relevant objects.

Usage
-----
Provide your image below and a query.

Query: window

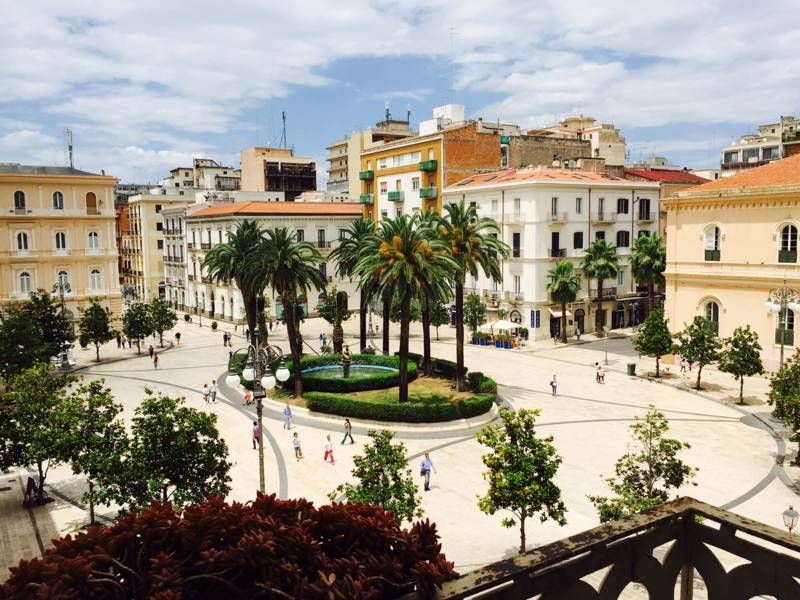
[395,207,403,218]
[14,190,25,210]
[411,177,420,191]
[19,272,31,293]
[296,229,305,242]
[575,197,583,214]
[319,263,327,279]
[157,240,164,249]
[85,192,98,214]
[381,210,388,220]
[318,229,326,246]
[530,309,541,329]
[573,231,584,249]
[155,204,162,213]
[218,230,222,243]
[156,222,163,231]
[88,231,99,250]
[598,198,605,217]
[763,146,780,160]
[512,232,521,258]
[638,230,650,238]
[513,275,521,294]
[617,270,624,286]
[428,149,434,160]
[55,232,67,250]
[16,232,28,250]
[617,198,629,214]
[704,226,720,261]
[595,231,605,241]
[704,301,720,333]
[90,269,101,290]
[57,270,69,287]
[513,198,521,216]
[743,148,759,161]
[500,145,509,168]
[551,197,558,216]
[491,199,498,215]
[339,229,347,241]
[777,309,796,345]
[379,181,388,194]
[378,158,388,169]
[192,231,196,244]
[395,179,401,191]
[616,230,630,247]
[638,198,651,221]
[780,224,798,263]
[53,191,64,209]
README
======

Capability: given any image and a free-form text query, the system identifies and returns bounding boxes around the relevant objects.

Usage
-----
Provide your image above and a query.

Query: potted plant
[495,335,502,348]
[503,335,512,349]
[183,314,191,323]
[471,332,479,344]
[211,321,218,331]
[519,326,529,341]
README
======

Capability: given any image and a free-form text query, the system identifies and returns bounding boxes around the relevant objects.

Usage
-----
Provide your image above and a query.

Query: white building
[159,158,240,194]
[720,116,800,177]
[543,116,627,168]
[443,167,660,339]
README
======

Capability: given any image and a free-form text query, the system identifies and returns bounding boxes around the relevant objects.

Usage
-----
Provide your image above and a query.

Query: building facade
[0,164,122,322]
[720,115,800,177]
[240,147,316,200]
[443,168,660,339]
[663,154,800,371]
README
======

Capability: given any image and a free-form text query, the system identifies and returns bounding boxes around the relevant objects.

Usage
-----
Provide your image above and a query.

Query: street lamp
[52,279,73,369]
[765,281,800,368]
[603,326,609,365]
[783,505,799,534]
[195,300,203,327]
[226,333,290,493]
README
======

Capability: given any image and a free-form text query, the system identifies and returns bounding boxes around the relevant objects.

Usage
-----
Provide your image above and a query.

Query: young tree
[719,326,764,404]
[674,316,721,390]
[148,298,177,347]
[0,307,50,379]
[0,365,76,504]
[768,353,800,462]
[464,293,487,334]
[430,300,450,341]
[476,408,567,554]
[329,430,422,522]
[78,298,115,361]
[23,290,75,358]
[589,408,696,523]
[631,307,673,377]
[62,380,126,524]
[547,261,581,343]
[316,288,352,353]
[122,302,154,354]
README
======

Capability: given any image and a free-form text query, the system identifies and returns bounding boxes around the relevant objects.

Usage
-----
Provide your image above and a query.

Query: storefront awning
[548,308,572,318]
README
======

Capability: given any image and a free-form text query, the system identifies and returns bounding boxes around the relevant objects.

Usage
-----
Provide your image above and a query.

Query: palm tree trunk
[359,290,367,352]
[382,292,390,355]
[333,322,343,353]
[597,279,604,335]
[399,293,411,403]
[283,292,303,397]
[455,281,465,392]
[560,301,568,344]
[244,295,258,339]
[421,299,432,375]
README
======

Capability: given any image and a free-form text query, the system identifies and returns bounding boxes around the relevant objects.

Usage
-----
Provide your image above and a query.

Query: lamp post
[603,325,609,365]
[226,333,290,493]
[765,281,800,368]
[195,300,203,327]
[52,279,72,369]
[783,505,799,534]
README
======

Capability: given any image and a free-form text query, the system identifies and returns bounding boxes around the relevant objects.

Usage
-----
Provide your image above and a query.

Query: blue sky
[1,1,798,184]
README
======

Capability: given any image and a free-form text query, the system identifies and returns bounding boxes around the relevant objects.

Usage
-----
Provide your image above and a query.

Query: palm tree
[417,210,449,375]
[581,239,619,335]
[330,217,375,351]
[250,227,326,397]
[547,261,581,343]
[630,233,666,316]
[354,215,455,402]
[438,202,508,391]
[202,220,266,336]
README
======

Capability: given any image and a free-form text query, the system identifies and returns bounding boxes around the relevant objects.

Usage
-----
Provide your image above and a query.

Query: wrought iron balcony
[548,212,568,224]
[589,287,618,299]
[359,193,374,204]
[419,186,437,199]
[418,159,437,172]
[547,248,566,259]
[705,249,721,262]
[637,211,655,223]
[200,242,211,250]
[591,212,616,224]
[359,170,374,180]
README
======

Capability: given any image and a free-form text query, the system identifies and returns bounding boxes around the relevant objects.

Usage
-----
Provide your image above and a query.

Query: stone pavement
[3,312,799,581]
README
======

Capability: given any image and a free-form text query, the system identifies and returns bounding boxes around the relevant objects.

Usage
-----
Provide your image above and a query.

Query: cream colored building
[663,154,800,371]
[0,164,121,321]
[240,147,317,200]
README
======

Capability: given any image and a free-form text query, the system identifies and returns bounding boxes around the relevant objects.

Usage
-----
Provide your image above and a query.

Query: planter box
[480,338,487,346]
[495,340,502,348]
[503,341,511,349]
[471,337,478,344]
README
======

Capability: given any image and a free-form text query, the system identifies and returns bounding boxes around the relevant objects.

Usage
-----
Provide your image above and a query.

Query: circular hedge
[286,353,417,393]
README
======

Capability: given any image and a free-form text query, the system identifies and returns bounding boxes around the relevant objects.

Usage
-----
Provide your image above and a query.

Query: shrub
[282,354,416,393]
[395,353,467,379]
[362,346,377,355]
[211,321,218,330]
[183,314,191,323]
[305,391,460,422]
[0,495,457,599]
[458,394,495,418]
[467,371,484,391]
[478,377,498,394]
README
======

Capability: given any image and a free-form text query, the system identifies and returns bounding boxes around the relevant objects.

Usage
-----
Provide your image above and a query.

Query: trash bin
[627,363,636,376]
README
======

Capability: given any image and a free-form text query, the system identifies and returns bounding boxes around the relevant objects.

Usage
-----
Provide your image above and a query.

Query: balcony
[358,170,374,180]
[419,186,437,199]
[548,212,568,224]
[510,247,524,259]
[779,249,797,263]
[776,328,795,345]
[591,212,616,224]
[589,287,618,299]
[504,290,525,303]
[187,242,194,250]
[359,193,374,204]
[418,159,437,172]
[637,211,655,223]
[705,249,721,262]
[315,240,332,249]
[506,213,525,224]
[200,242,211,250]
[201,276,211,284]
[547,248,566,259]
[387,191,404,202]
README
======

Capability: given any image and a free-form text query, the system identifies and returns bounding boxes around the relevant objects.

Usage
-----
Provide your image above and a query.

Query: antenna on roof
[278,111,288,148]
[406,104,411,124]
[385,102,391,121]
[64,128,74,169]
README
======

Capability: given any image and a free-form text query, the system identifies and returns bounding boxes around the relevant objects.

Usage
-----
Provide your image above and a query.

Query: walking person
[175,331,181,345]
[599,367,606,384]
[116,333,121,348]
[243,390,253,406]
[680,358,686,373]
[283,403,293,429]
[341,418,354,444]
[252,421,261,449]
[595,362,601,384]
[420,453,436,492]
[292,432,303,461]
[149,345,154,359]
[210,380,217,403]
[323,435,335,465]
[153,353,159,369]
[550,374,558,397]
[202,383,210,404]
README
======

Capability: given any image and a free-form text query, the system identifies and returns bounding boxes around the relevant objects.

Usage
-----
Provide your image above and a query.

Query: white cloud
[366,89,434,102]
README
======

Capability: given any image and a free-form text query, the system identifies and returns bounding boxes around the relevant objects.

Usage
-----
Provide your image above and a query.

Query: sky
[2,0,799,185]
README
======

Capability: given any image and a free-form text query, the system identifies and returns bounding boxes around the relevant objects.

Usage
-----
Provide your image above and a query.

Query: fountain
[341,345,351,378]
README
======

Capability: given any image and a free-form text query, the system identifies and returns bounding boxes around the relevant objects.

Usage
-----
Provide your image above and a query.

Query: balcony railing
[387,191,404,202]
[504,290,525,302]
[511,247,523,259]
[779,249,797,263]
[506,213,525,224]
[418,159,437,172]
[589,287,618,299]
[637,211,655,223]
[315,240,331,249]
[776,328,795,345]
[591,212,616,224]
[187,242,194,250]
[359,170,374,180]
[187,274,195,282]
[548,212,568,224]
[359,193,374,204]
[419,186,437,199]
[705,249,721,262]
[547,248,566,259]
[201,276,211,284]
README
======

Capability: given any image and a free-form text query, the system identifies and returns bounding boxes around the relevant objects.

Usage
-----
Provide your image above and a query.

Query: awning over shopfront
[547,308,572,318]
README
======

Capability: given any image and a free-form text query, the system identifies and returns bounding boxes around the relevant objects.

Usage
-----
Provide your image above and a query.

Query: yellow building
[663,154,800,371]
[0,164,121,322]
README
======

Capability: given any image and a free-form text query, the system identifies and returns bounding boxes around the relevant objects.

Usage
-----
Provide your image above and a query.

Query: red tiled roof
[623,169,708,184]
[450,168,645,189]
[679,153,800,195]
[189,201,362,218]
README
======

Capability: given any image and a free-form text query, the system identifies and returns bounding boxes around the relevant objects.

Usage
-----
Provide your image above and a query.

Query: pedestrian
[283,403,293,429]
[319,333,324,346]
[121,335,127,348]
[202,383,210,404]
[269,320,273,332]
[245,328,250,343]
[292,432,303,461]
[229,349,233,361]
[324,435,335,465]
[680,358,686,373]
[210,380,217,403]
[175,331,181,345]
[576,327,581,341]
[149,345,154,359]
[252,421,261,449]
[550,374,558,397]
[599,367,606,384]
[595,362,601,383]
[420,452,436,492]
[116,333,121,348]
[341,418,354,444]
[153,353,159,369]
[222,332,227,347]
[243,390,253,406]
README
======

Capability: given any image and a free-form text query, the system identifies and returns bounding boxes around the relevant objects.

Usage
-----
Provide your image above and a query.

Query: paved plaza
[2,314,799,579]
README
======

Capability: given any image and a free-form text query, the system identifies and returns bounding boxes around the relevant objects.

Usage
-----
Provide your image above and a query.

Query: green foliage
[300,356,418,392]
[122,302,154,354]
[183,313,191,323]
[581,240,618,332]
[329,430,423,521]
[719,325,764,403]
[23,290,75,356]
[547,260,581,343]
[674,316,722,389]
[78,298,115,361]
[149,297,177,346]
[467,371,484,391]
[476,408,567,553]
[401,352,466,379]
[630,233,666,311]
[768,353,800,435]
[317,287,353,325]
[429,300,450,340]
[631,307,673,376]
[464,293,486,333]
[389,294,422,323]
[589,408,696,523]
[211,320,218,330]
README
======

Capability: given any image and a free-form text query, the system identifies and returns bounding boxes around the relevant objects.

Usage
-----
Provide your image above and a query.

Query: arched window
[53,191,64,209]
[85,192,98,215]
[57,270,69,287]
[87,231,99,251]
[704,301,720,333]
[13,190,25,210]
[90,269,102,290]
[16,232,28,251]
[19,272,31,293]
[777,308,796,345]
[704,226,720,261]
[779,225,798,263]
[55,232,67,250]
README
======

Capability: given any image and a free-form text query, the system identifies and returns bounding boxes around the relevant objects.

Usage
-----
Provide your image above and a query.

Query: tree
[329,430,422,522]
[106,390,231,512]
[464,292,486,334]
[317,288,352,353]
[203,220,267,337]
[389,294,422,324]
[23,290,75,357]
[148,297,177,347]
[767,353,800,463]
[719,325,764,404]
[438,202,508,391]
[589,408,696,523]
[250,227,326,398]
[631,307,673,377]
[430,300,450,341]
[0,364,76,504]
[630,233,666,315]
[476,408,567,554]
[674,316,721,390]
[0,306,51,380]
[546,261,581,343]
[122,302,154,354]
[581,239,619,334]
[78,298,115,361]
[62,380,126,524]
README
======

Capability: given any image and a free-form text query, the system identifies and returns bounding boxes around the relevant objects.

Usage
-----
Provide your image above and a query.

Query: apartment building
[240,147,316,200]
[0,164,121,321]
[160,158,240,194]
[443,167,660,339]
[664,154,800,371]
[720,115,800,177]
[539,115,627,170]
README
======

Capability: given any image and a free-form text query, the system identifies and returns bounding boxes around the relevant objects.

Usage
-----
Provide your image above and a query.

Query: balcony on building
[187,242,194,250]
[548,212,568,224]
[548,248,567,259]
[188,274,195,281]
[504,290,525,303]
[316,240,332,250]
[510,246,524,259]
[589,286,617,299]
[779,249,797,263]
[359,193,374,204]
[201,275,211,284]
[200,242,211,250]
[506,212,525,224]
[419,186,437,199]
[591,212,616,224]
[705,249,721,262]
[637,211,655,223]
[359,170,374,180]
[418,159,438,172]
[387,191,404,202]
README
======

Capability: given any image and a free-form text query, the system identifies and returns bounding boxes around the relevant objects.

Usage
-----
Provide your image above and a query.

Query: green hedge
[284,353,416,393]
[304,392,457,423]
[400,353,467,379]
[458,394,495,419]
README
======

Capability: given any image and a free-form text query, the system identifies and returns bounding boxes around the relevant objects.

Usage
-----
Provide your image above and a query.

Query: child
[323,435,335,465]
[292,432,303,461]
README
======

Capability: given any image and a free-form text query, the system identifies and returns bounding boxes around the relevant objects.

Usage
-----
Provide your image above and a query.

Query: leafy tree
[148,297,177,347]
[674,316,721,390]
[106,390,231,512]
[62,380,126,524]
[631,307,673,377]
[122,302,154,354]
[24,290,75,357]
[630,233,666,315]
[316,287,352,353]
[476,408,567,554]
[581,239,618,333]
[719,325,764,404]
[464,292,486,334]
[768,353,800,462]
[546,261,581,343]
[589,408,696,523]
[389,294,422,324]
[438,202,508,391]
[329,430,422,522]
[0,306,50,380]
[430,300,450,341]
[0,365,76,504]
[78,298,115,361]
